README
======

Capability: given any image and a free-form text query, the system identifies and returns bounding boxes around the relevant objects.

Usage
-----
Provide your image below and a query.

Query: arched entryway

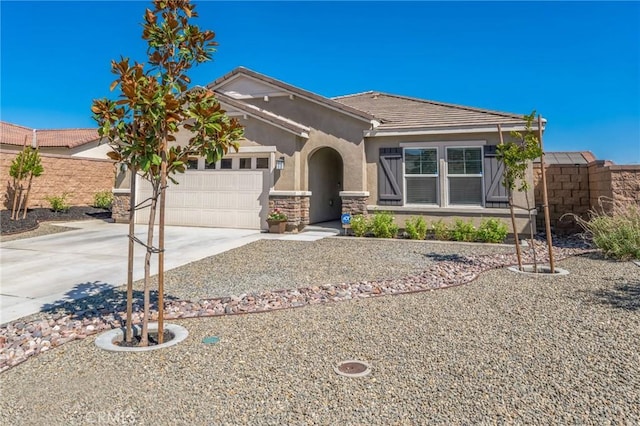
[308,147,343,224]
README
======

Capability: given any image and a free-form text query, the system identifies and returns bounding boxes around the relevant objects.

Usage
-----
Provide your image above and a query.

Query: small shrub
[371,211,398,238]
[451,219,477,242]
[351,214,371,237]
[432,219,450,241]
[46,193,71,212]
[404,216,427,240]
[93,190,114,210]
[571,198,640,260]
[476,218,508,243]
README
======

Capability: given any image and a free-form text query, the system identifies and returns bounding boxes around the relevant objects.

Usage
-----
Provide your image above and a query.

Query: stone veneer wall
[269,195,310,232]
[533,160,640,234]
[341,195,368,216]
[111,191,131,223]
[0,150,115,210]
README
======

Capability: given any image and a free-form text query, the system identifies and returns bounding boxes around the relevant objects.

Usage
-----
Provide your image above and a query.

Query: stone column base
[340,191,369,216]
[269,191,311,232]
[111,189,131,223]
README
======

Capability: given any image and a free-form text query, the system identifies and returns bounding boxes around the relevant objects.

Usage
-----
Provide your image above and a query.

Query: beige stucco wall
[364,132,535,209]
[243,96,370,193]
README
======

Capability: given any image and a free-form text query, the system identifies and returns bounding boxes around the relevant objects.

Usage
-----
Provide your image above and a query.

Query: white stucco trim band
[339,191,370,197]
[238,146,277,153]
[112,188,131,194]
[269,190,312,197]
[364,123,545,137]
[367,205,537,216]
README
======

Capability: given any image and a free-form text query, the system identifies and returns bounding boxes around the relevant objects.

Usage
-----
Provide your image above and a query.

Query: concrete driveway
[0,220,263,324]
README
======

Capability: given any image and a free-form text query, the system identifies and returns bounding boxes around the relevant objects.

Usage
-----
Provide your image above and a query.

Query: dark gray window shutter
[484,156,509,206]
[379,147,403,206]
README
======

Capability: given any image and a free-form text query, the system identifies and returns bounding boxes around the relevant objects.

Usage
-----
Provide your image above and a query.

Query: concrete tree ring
[507,265,570,276]
[95,323,188,352]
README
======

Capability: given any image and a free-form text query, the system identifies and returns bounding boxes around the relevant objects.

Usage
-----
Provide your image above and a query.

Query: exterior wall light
[276,157,285,170]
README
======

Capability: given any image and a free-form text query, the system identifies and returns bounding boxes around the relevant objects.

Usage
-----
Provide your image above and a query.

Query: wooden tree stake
[537,115,555,272]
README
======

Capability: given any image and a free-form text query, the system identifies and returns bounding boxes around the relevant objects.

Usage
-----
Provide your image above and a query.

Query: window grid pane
[405,148,437,175]
[220,158,232,169]
[447,148,482,175]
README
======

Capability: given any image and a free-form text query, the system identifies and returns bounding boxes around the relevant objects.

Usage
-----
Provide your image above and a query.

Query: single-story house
[0,121,110,159]
[115,67,541,232]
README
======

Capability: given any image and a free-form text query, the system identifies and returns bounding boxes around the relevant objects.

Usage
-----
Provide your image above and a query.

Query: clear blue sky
[1,1,639,164]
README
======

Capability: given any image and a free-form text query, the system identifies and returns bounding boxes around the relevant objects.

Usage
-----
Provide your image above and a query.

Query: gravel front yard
[132,238,515,301]
[0,238,638,425]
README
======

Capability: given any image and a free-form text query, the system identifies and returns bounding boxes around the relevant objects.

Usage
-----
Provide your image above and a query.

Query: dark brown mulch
[0,207,111,235]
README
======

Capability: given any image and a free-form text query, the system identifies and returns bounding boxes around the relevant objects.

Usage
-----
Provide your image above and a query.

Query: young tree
[497,111,543,271]
[92,0,243,346]
[9,144,44,220]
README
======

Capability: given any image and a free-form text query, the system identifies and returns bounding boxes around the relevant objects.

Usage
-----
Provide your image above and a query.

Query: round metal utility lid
[334,360,372,378]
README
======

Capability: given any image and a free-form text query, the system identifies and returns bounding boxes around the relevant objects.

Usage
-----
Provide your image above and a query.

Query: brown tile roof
[215,92,310,137]
[209,67,377,123]
[534,151,595,165]
[333,91,531,130]
[0,121,100,149]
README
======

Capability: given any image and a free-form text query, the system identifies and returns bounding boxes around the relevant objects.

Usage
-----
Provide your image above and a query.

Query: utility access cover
[334,360,372,378]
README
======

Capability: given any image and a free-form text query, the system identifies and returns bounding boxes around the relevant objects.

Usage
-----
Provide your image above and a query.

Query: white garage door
[136,170,268,230]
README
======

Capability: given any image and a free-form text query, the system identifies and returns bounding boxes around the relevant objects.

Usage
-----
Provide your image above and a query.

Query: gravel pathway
[0,252,638,424]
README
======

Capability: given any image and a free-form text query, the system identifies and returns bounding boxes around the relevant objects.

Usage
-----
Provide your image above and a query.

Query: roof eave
[364,122,546,138]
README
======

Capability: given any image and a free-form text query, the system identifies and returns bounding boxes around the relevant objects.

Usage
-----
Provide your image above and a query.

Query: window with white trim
[404,148,438,205]
[446,147,483,206]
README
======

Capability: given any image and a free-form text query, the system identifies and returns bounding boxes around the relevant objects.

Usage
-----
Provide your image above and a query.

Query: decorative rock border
[95,323,188,352]
[0,238,594,373]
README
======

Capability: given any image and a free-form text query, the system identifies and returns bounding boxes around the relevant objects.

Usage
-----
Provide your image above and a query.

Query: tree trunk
[11,137,28,220]
[141,180,159,347]
[10,176,21,220]
[126,168,136,343]
[157,140,168,344]
[13,184,25,220]
[21,172,35,219]
[525,192,538,272]
[508,192,523,271]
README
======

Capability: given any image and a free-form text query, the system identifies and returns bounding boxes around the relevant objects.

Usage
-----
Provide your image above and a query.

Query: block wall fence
[0,150,115,211]
[533,160,640,234]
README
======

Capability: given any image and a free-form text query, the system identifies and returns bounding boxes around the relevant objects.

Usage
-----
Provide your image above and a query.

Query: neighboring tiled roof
[535,151,596,165]
[333,91,531,130]
[0,121,99,149]
[215,92,310,137]
[209,67,377,123]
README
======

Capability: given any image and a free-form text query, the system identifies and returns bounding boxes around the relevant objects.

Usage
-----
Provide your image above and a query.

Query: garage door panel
[136,170,267,230]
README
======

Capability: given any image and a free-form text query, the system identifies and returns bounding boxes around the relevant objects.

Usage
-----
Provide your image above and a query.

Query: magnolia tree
[497,112,543,271]
[92,0,243,346]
